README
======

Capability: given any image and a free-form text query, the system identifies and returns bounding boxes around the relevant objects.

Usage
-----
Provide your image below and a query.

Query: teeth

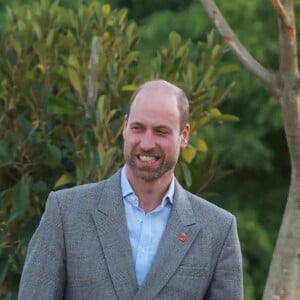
[139,155,156,162]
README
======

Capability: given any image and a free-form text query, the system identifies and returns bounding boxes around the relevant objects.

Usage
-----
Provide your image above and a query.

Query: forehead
[129,88,180,126]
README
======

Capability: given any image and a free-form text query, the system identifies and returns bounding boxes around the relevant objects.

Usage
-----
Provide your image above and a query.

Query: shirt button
[140,248,145,253]
[138,218,143,223]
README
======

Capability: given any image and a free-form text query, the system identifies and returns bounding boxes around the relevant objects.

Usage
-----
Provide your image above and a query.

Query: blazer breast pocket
[159,265,210,299]
[66,253,107,287]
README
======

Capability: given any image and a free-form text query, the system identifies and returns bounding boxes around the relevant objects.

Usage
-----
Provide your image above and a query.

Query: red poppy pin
[179,233,187,242]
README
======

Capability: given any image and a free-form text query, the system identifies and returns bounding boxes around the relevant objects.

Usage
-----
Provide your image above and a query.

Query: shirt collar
[121,165,174,207]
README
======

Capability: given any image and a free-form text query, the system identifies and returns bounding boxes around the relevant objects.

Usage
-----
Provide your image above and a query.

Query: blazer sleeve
[204,216,243,300]
[18,192,66,300]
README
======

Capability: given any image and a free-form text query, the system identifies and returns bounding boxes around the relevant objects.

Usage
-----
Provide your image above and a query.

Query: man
[18,80,243,299]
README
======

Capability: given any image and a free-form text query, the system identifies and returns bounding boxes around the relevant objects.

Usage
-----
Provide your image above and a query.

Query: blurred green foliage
[0,0,292,299]
[0,1,239,298]
[96,0,291,299]
[121,1,290,299]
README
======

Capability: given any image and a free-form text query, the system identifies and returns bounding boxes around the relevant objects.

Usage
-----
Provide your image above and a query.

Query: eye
[131,124,143,132]
[156,128,169,136]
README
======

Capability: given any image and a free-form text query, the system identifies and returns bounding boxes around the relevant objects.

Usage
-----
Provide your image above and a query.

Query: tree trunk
[263,85,300,299]
[199,0,300,298]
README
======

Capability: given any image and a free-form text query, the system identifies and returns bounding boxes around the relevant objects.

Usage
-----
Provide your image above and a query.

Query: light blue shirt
[121,166,174,287]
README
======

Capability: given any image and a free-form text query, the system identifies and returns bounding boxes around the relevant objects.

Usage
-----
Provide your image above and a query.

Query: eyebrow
[129,121,144,127]
[129,122,172,131]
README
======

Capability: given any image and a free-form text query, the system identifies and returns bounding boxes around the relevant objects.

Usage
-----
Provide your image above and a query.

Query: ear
[180,123,190,148]
[122,115,129,139]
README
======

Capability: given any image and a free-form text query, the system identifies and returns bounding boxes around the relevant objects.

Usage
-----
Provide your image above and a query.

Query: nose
[139,130,155,151]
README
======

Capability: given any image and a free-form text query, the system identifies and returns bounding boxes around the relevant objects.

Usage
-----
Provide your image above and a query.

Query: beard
[124,147,180,182]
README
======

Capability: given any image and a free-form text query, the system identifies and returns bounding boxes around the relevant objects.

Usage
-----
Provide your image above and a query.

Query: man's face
[123,88,189,182]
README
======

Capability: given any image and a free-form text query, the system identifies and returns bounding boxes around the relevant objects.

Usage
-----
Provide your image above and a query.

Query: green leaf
[16,115,38,140]
[116,8,128,26]
[54,173,75,189]
[177,43,189,57]
[97,95,106,122]
[123,51,139,66]
[107,62,116,80]
[211,44,222,62]
[102,4,111,16]
[169,31,182,48]
[18,215,40,242]
[9,37,22,57]
[180,161,192,187]
[197,139,208,152]
[68,55,83,95]
[46,29,55,47]
[197,115,213,130]
[32,20,43,40]
[182,146,196,163]
[126,22,137,40]
[206,30,215,48]
[8,181,30,223]
[46,144,62,164]
[47,96,77,115]
[121,84,137,92]
[217,114,240,122]
[105,109,118,124]
[32,181,48,193]
[0,140,16,166]
[218,64,240,74]
[0,259,9,283]
[209,108,222,117]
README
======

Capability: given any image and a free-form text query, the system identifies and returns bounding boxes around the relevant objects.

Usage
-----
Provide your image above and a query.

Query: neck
[126,167,173,213]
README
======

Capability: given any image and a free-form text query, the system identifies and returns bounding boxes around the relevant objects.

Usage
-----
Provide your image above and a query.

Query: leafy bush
[0,0,237,297]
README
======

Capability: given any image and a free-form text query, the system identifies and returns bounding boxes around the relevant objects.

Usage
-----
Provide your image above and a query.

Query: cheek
[124,135,139,148]
[162,139,181,154]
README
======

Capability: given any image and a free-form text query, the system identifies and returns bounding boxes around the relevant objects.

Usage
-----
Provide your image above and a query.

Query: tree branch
[199,0,281,97]
[87,36,100,106]
[272,0,294,37]
[272,0,298,75]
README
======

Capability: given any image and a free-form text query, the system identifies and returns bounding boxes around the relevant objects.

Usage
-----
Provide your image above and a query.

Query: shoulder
[53,181,103,199]
[187,191,239,245]
[188,190,233,219]
[175,181,235,230]
[47,170,121,212]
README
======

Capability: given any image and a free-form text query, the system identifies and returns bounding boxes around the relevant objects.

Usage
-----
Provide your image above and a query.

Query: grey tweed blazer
[18,169,243,299]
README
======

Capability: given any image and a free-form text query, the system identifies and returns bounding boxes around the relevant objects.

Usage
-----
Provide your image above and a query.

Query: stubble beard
[124,149,179,182]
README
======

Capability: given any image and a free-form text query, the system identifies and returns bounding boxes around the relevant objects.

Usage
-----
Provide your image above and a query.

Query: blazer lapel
[92,170,138,300]
[135,181,202,300]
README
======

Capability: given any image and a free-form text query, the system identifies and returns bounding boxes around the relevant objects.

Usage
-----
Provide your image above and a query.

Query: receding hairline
[130,80,180,102]
[128,80,189,130]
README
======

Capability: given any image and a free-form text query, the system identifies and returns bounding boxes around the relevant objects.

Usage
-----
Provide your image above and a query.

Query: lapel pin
[179,233,187,242]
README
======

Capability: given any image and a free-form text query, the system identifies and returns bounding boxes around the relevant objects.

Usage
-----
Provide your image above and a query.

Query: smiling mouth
[138,155,158,162]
